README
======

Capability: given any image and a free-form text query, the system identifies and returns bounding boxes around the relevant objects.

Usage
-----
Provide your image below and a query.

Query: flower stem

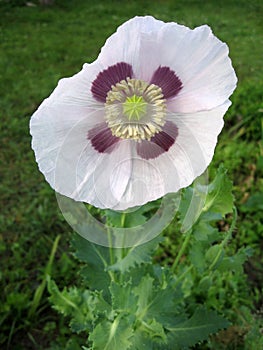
[172,229,192,272]
[120,212,127,257]
[173,265,194,287]
[209,206,237,271]
[107,227,114,266]
[120,212,126,228]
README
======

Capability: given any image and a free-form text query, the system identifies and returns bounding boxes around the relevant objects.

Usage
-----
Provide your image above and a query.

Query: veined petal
[56,132,133,209]
[150,66,182,99]
[96,16,236,112]
[30,107,105,190]
[151,23,237,112]
[43,61,106,109]
[97,16,166,77]
[87,122,120,153]
[30,16,237,211]
[91,62,133,102]
[153,101,231,193]
[123,102,230,207]
[136,121,178,160]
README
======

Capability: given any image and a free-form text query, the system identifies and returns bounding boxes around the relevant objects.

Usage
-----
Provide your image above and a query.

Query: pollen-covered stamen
[105,78,166,141]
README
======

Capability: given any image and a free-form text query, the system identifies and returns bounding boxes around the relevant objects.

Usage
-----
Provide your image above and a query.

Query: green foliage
[167,307,229,349]
[90,316,134,350]
[71,235,111,293]
[108,236,163,273]
[1,0,262,348]
[202,165,234,217]
[47,166,257,349]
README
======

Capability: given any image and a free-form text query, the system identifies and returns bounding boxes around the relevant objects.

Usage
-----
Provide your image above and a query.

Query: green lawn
[0,0,262,349]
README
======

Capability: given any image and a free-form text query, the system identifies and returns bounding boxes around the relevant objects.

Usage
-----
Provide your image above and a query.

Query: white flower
[30,16,237,210]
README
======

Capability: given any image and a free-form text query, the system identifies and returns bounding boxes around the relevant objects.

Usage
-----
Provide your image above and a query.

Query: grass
[0,0,262,348]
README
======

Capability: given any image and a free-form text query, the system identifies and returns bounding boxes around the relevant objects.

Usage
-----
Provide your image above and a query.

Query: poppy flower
[30,16,237,210]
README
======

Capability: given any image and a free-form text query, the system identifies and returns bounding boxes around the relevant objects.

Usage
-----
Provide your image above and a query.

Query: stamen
[105,78,166,141]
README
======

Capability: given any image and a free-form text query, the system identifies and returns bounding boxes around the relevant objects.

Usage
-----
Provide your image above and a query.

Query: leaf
[139,318,167,343]
[108,236,162,273]
[202,164,234,217]
[133,275,154,318]
[189,242,207,273]
[133,274,184,328]
[110,281,138,314]
[179,185,207,233]
[167,307,229,348]
[192,218,221,242]
[47,277,110,333]
[179,165,233,233]
[79,265,111,295]
[47,277,93,332]
[132,332,158,350]
[89,315,134,350]
[71,234,111,292]
[71,233,110,266]
[205,244,225,267]
[217,247,252,273]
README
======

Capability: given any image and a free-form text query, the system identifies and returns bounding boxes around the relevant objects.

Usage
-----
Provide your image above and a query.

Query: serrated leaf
[108,236,162,273]
[110,281,137,313]
[202,164,234,217]
[140,318,167,343]
[189,242,207,273]
[217,247,252,273]
[167,307,229,348]
[47,277,110,333]
[71,234,110,266]
[89,315,134,350]
[47,277,93,332]
[71,234,111,292]
[132,332,158,350]
[79,265,111,295]
[133,275,154,316]
[193,219,221,242]
[133,275,184,328]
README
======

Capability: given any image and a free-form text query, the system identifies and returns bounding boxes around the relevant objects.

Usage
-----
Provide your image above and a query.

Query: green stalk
[172,229,192,272]
[209,207,237,271]
[107,227,114,266]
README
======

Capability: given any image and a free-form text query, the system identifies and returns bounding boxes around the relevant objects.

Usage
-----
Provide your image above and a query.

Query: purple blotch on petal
[88,123,120,153]
[136,121,178,160]
[150,66,182,99]
[91,62,133,102]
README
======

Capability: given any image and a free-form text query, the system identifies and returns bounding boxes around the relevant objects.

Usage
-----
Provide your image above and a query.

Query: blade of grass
[28,235,61,319]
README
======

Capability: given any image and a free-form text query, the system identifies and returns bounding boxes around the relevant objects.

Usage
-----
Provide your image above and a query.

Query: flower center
[123,95,147,121]
[105,78,166,141]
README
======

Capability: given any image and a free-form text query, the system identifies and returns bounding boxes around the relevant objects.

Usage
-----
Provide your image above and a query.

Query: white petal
[97,16,236,112]
[97,16,166,78]
[140,23,237,113]
[154,101,231,193]
[149,23,237,112]
[40,61,105,110]
[30,106,105,191]
[55,127,133,209]
[117,102,231,209]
